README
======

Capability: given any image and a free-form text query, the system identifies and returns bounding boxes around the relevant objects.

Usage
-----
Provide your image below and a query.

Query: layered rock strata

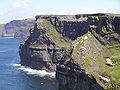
[19,13,120,90]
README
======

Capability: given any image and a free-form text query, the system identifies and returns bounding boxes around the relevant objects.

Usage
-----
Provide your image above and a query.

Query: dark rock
[56,65,103,90]
[19,13,120,90]
[19,19,65,72]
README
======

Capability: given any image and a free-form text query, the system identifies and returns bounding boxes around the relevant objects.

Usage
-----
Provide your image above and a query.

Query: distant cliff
[19,13,120,90]
[0,19,35,38]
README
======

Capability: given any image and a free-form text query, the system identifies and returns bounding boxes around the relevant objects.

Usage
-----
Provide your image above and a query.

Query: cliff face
[0,24,5,36]
[19,18,69,72]
[0,19,35,38]
[89,16,120,44]
[56,60,103,90]
[36,14,120,44]
[19,14,120,90]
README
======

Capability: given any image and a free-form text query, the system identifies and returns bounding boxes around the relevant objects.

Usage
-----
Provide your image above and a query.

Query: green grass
[105,13,120,17]
[103,44,120,90]
[37,18,120,90]
[112,65,120,80]
[78,33,120,90]
[37,19,72,49]
[72,32,105,68]
[70,32,120,89]
[104,44,120,64]
[72,36,83,63]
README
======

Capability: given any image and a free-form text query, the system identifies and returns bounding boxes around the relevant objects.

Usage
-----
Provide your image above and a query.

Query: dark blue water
[0,38,57,90]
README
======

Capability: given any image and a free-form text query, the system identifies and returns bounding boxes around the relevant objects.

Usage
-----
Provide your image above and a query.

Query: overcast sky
[0,0,120,23]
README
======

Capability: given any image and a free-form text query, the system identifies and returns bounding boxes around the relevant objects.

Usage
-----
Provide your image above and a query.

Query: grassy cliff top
[36,17,120,90]
[37,19,72,49]
[35,13,120,19]
[69,31,120,89]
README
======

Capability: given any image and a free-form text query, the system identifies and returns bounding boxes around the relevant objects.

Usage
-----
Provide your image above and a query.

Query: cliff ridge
[19,13,120,90]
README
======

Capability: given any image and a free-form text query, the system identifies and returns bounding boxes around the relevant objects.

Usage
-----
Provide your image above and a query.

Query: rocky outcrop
[36,14,120,44]
[19,13,120,90]
[0,24,5,36]
[56,60,103,90]
[105,57,114,66]
[89,16,120,44]
[19,19,66,72]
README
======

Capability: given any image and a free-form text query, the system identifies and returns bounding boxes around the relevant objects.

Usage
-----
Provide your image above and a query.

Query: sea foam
[12,64,55,78]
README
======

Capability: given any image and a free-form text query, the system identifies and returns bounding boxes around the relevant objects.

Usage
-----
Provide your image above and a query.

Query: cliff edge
[19,13,120,90]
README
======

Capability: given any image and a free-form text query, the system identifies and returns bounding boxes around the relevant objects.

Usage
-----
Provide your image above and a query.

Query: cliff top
[35,13,120,20]
[20,13,120,90]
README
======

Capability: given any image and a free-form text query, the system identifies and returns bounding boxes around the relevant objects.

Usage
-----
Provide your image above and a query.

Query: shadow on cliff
[61,21,89,40]
[56,58,104,90]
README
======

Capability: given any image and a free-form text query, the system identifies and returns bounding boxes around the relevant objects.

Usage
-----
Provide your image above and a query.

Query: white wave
[12,64,21,67]
[12,64,55,78]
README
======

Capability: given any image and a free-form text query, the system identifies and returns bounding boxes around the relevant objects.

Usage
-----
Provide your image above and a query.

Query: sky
[0,0,120,23]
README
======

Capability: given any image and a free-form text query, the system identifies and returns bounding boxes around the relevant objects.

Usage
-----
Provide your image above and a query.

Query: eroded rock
[106,58,114,66]
[99,76,110,83]
[19,14,120,90]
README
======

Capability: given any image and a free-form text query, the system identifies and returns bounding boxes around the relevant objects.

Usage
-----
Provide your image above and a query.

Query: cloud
[78,7,120,14]
[80,7,97,14]
[13,1,28,8]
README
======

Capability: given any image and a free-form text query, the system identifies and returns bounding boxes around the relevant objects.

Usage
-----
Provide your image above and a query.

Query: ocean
[0,37,57,90]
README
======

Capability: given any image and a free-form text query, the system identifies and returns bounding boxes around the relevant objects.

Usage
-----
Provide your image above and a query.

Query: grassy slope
[37,18,120,90]
[37,19,72,49]
[103,44,120,90]
[105,13,120,17]
[69,32,120,90]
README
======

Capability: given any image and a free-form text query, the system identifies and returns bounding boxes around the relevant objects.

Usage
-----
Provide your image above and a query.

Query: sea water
[0,38,58,90]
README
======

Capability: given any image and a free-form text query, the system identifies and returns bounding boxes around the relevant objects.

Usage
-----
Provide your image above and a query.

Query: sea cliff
[19,13,120,90]
[0,19,35,38]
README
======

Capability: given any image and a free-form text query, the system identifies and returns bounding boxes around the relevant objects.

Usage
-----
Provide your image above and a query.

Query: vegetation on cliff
[37,19,72,49]
[20,14,120,90]
[103,44,120,90]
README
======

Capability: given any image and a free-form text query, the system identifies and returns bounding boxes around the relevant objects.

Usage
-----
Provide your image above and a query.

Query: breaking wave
[12,64,55,78]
